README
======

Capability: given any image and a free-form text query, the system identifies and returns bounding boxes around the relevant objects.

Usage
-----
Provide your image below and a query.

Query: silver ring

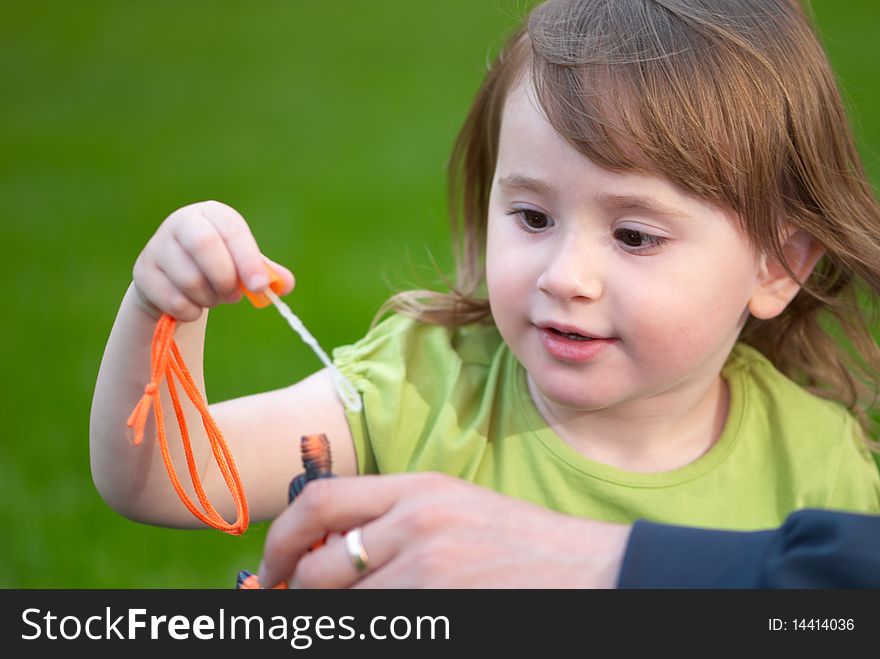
[345,527,371,575]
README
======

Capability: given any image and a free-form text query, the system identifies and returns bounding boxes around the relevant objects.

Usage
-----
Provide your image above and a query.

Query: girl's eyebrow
[497,173,690,221]
[496,173,554,196]
[596,193,691,221]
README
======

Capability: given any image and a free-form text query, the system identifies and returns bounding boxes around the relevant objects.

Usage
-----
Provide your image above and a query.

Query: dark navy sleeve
[617,510,880,588]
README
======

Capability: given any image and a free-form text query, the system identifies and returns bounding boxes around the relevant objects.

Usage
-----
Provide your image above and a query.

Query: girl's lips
[535,321,612,340]
[537,327,617,363]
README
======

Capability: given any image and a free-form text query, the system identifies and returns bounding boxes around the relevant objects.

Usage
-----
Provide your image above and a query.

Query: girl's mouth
[549,328,593,341]
[537,326,616,363]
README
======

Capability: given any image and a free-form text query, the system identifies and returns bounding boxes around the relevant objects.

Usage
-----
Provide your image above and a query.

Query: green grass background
[1,1,877,588]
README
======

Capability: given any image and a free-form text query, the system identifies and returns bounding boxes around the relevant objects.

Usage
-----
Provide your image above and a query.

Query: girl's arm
[89,201,356,528]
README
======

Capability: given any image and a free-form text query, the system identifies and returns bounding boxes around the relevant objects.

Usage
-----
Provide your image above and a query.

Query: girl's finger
[197,201,268,292]
[170,214,240,299]
[157,235,223,310]
[135,264,203,322]
[261,254,296,296]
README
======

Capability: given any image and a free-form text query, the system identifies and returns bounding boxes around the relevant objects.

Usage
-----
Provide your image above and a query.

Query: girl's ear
[748,229,825,320]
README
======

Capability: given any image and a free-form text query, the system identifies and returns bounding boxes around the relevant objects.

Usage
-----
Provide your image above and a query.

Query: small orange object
[240,264,285,308]
[237,570,288,590]
[297,434,335,551]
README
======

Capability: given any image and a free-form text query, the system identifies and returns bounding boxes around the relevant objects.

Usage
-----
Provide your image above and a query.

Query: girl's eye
[506,209,552,232]
[613,227,669,253]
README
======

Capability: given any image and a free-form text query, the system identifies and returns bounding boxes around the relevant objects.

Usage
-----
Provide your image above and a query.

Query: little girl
[91,0,880,547]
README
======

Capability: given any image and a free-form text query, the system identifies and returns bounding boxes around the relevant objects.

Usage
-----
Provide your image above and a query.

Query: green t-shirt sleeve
[824,413,880,512]
[332,313,500,477]
[332,315,405,475]
[332,314,462,475]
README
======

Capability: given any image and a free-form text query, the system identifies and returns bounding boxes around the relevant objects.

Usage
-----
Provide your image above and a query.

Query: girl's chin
[544,394,614,412]
[529,378,620,413]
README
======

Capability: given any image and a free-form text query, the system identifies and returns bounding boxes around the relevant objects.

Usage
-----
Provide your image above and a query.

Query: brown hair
[378,0,880,441]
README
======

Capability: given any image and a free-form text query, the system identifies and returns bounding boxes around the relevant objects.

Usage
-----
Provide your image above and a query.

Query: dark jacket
[619,509,880,588]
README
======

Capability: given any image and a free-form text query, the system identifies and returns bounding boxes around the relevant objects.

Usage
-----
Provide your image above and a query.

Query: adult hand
[258,472,632,588]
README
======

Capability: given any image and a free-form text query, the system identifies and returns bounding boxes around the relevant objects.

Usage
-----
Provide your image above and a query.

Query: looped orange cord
[127,313,249,536]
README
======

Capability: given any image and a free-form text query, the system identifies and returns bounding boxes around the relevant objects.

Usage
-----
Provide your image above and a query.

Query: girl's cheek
[619,284,706,346]
[487,271,524,308]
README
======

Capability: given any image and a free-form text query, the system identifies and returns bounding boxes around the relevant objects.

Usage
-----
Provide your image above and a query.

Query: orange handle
[240,264,285,308]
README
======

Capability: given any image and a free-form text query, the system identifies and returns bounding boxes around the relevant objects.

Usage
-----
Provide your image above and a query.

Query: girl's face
[486,83,763,413]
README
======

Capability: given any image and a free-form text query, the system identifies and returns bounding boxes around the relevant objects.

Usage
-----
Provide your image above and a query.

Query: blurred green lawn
[1,1,877,587]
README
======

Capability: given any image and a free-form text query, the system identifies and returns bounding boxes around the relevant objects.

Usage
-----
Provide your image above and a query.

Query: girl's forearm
[89,282,212,526]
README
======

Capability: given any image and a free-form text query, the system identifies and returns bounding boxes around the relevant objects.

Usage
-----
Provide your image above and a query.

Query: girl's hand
[132,200,295,321]
[258,473,632,588]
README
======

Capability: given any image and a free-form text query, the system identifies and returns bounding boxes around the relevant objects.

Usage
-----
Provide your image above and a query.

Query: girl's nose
[536,236,603,302]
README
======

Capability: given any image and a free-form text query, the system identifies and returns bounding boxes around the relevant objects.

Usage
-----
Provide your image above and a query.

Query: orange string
[126,314,249,536]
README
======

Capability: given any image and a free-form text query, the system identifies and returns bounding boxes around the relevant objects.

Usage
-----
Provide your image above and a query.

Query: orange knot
[144,382,158,395]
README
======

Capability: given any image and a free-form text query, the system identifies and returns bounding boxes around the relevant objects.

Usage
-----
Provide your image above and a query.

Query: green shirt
[333,314,880,530]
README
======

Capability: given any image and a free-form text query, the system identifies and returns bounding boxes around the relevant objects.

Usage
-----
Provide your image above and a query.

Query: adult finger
[290,514,400,589]
[258,473,450,587]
